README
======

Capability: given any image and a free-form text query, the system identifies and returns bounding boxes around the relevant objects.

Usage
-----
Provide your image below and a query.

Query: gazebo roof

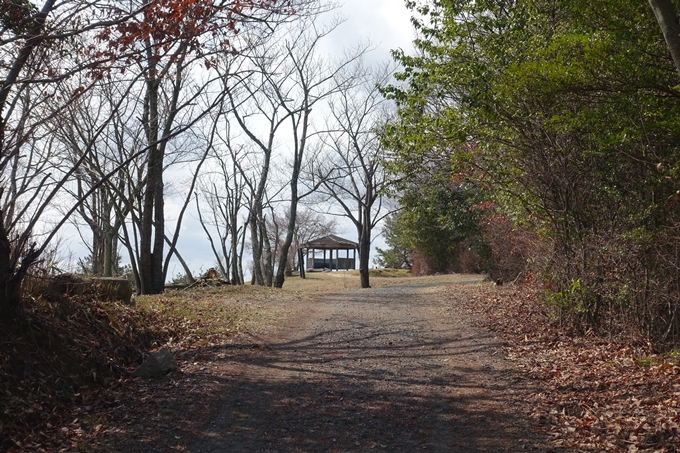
[301,234,358,249]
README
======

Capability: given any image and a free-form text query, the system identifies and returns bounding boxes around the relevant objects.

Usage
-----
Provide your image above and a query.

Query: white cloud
[339,0,414,55]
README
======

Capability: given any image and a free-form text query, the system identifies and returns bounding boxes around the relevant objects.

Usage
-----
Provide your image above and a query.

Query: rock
[90,277,133,304]
[44,274,133,303]
[132,348,177,378]
[47,273,89,298]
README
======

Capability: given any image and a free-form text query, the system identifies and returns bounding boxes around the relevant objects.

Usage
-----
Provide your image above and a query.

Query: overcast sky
[62,1,416,279]
[173,2,416,279]
[332,0,415,62]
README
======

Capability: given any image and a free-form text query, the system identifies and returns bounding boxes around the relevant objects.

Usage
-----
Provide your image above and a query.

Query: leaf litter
[0,285,278,452]
[441,281,680,453]
[3,274,679,452]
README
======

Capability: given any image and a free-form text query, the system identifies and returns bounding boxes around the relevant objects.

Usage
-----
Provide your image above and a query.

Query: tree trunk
[273,223,295,287]
[239,223,247,285]
[230,221,241,285]
[273,109,307,289]
[103,229,113,277]
[246,146,270,286]
[139,42,165,294]
[0,0,55,148]
[273,201,297,288]
[649,0,680,77]
[250,212,265,286]
[0,3,56,314]
[0,219,20,319]
[262,222,274,287]
[163,235,195,284]
[0,213,39,319]
[358,217,371,289]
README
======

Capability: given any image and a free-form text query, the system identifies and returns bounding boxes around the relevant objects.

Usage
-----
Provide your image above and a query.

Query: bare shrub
[456,247,482,274]
[410,250,436,276]
[543,229,680,346]
[480,214,545,283]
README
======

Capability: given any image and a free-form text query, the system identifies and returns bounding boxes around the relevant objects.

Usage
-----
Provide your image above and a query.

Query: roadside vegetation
[447,282,680,452]
[0,284,266,450]
[1,271,480,450]
[381,0,680,348]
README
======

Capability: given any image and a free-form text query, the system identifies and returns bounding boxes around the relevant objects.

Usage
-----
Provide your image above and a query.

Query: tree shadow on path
[107,283,560,453]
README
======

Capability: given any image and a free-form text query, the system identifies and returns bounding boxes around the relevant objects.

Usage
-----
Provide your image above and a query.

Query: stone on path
[132,348,177,378]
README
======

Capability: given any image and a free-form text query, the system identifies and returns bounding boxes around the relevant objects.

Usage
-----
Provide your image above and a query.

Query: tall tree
[269,16,368,288]
[649,0,680,77]
[316,62,395,288]
[0,0,142,316]
[196,118,249,285]
[385,0,680,340]
[0,0,302,316]
[220,11,367,287]
[97,0,299,294]
[54,80,143,277]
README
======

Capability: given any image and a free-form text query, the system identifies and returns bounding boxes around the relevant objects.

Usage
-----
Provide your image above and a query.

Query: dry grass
[136,284,288,339]
[280,271,486,293]
[134,272,487,338]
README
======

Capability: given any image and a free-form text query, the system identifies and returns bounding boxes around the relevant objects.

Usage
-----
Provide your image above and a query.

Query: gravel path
[188,281,548,452]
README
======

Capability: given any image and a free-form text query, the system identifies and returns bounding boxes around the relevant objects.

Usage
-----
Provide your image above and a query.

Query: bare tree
[316,62,396,288]
[219,56,278,286]
[195,120,250,285]
[53,79,143,277]
[88,0,303,294]
[0,0,145,316]
[220,11,367,287]
[267,207,339,275]
[0,0,303,316]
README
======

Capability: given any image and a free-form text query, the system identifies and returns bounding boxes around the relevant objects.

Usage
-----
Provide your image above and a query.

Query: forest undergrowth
[448,282,680,453]
[0,286,271,452]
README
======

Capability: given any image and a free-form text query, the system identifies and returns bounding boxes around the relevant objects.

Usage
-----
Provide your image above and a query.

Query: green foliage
[373,247,409,269]
[170,271,192,285]
[384,0,680,342]
[377,181,482,274]
[1,0,37,34]
[546,279,586,314]
[374,212,411,269]
[634,357,654,367]
[401,185,481,273]
[387,0,680,233]
[77,253,126,277]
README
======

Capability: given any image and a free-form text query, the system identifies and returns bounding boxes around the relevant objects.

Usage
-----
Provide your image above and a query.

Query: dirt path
[177,280,551,453]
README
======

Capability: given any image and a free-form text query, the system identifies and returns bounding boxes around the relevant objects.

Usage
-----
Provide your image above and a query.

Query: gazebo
[298,235,358,278]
